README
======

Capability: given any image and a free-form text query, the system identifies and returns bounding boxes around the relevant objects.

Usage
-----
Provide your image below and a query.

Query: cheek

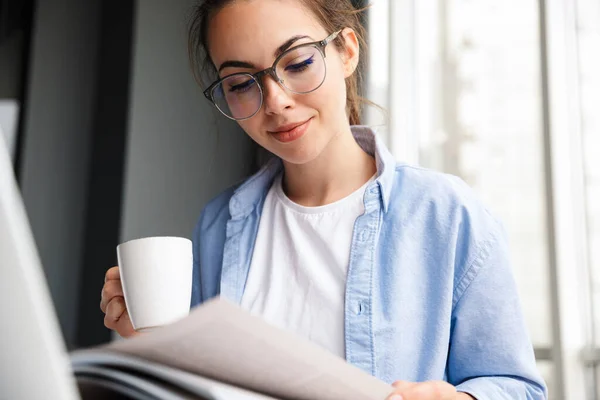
[316,66,349,116]
[324,55,349,103]
[298,62,348,116]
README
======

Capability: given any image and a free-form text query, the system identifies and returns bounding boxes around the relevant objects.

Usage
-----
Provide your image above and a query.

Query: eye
[285,56,315,73]
[229,78,256,93]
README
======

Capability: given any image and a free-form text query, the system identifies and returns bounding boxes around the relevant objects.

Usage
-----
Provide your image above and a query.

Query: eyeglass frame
[203,30,343,121]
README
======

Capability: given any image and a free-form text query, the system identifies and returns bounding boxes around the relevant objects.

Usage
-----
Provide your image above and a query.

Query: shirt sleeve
[448,223,548,400]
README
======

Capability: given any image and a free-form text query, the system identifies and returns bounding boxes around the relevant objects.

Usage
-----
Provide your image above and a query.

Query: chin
[259,125,322,165]
[274,146,321,165]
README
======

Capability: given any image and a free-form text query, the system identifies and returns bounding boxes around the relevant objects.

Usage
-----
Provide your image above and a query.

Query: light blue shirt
[191,126,547,399]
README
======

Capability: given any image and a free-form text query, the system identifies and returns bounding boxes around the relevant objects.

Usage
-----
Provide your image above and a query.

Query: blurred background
[0,0,598,399]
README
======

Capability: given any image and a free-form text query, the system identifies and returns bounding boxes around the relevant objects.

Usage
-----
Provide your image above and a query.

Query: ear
[340,28,360,78]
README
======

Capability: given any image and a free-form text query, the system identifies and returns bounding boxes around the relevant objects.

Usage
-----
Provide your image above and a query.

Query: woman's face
[207,0,359,165]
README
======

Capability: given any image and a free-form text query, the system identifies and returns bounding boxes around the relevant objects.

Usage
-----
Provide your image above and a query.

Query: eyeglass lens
[212,45,326,120]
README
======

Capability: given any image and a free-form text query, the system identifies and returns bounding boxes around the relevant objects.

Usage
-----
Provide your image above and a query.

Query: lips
[268,118,312,143]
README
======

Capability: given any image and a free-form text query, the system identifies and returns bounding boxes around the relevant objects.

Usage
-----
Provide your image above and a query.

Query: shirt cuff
[455,376,547,400]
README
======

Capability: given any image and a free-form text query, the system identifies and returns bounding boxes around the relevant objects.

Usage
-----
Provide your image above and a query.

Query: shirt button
[369,186,379,195]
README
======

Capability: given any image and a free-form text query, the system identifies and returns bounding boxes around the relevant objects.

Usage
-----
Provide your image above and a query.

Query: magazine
[71,298,393,400]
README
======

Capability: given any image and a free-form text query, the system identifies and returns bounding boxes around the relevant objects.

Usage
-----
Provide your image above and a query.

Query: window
[365,0,600,397]
[367,0,553,346]
[576,0,600,348]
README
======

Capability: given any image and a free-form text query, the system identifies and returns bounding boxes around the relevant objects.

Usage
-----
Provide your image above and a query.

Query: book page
[72,351,277,400]
[98,298,393,400]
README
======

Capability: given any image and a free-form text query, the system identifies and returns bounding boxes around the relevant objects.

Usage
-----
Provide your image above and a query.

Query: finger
[105,266,121,282]
[392,381,418,391]
[386,394,403,400]
[386,381,417,400]
[403,381,456,400]
[105,299,138,338]
[115,308,139,338]
[100,280,124,313]
[104,296,127,327]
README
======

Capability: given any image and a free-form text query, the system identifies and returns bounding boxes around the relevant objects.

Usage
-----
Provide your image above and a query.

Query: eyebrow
[218,35,313,73]
[275,35,312,57]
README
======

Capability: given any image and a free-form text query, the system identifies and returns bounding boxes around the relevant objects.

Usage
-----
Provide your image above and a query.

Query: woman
[100,1,547,399]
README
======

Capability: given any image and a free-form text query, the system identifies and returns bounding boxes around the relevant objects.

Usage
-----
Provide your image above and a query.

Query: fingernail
[388,395,403,400]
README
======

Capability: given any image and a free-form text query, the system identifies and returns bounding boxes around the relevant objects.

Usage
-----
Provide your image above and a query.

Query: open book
[71,298,394,400]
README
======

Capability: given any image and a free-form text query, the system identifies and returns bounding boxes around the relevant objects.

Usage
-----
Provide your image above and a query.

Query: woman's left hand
[386,381,475,400]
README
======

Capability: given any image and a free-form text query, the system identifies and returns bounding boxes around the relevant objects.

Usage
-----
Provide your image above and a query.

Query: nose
[262,74,294,115]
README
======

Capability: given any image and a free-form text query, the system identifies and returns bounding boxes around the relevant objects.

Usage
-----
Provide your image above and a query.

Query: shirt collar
[351,125,396,212]
[229,125,396,219]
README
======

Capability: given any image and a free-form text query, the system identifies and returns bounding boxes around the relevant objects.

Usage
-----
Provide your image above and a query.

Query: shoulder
[192,185,237,242]
[193,158,282,237]
[387,164,507,288]
[392,164,486,208]
[389,164,500,230]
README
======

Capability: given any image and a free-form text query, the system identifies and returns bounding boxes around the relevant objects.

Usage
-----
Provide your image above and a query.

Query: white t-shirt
[240,173,374,358]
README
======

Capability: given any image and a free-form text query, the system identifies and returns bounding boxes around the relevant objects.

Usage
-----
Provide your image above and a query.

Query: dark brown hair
[188,0,370,125]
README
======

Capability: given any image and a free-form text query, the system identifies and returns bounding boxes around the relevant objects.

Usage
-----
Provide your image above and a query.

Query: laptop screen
[0,132,79,399]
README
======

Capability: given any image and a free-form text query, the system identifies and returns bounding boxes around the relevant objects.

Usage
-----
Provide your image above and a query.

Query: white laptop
[0,130,80,398]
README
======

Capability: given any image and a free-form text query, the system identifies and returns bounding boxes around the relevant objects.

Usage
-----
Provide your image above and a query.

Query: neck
[281,126,377,207]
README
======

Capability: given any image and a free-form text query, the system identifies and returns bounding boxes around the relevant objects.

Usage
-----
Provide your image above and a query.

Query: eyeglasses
[203,30,342,121]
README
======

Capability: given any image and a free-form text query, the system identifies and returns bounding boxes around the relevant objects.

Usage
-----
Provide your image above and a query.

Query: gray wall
[120,0,255,242]
[19,0,101,346]
[16,0,254,347]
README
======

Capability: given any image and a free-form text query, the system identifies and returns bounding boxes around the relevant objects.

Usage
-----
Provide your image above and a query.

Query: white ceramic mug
[116,236,193,332]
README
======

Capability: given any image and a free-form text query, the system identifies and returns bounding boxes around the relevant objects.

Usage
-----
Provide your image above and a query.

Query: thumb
[392,380,417,391]
[386,381,418,400]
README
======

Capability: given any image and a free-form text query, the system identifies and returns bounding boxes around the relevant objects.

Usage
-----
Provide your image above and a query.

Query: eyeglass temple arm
[320,29,343,47]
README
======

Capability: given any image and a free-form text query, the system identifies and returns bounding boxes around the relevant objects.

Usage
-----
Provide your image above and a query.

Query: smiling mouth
[268,118,312,143]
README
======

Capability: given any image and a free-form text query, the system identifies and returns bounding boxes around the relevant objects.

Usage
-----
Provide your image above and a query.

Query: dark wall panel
[76,0,135,348]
